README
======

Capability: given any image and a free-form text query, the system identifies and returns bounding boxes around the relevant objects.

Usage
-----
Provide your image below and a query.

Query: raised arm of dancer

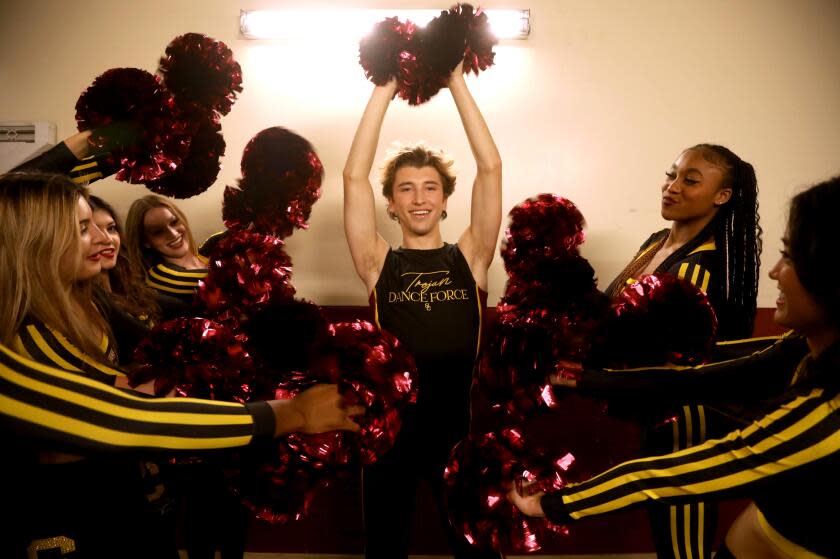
[343,80,399,293]
[450,63,503,290]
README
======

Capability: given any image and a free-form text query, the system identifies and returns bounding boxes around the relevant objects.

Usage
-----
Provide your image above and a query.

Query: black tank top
[370,243,486,428]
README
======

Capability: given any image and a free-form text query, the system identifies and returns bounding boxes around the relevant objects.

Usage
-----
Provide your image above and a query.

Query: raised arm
[450,64,503,290]
[343,80,398,293]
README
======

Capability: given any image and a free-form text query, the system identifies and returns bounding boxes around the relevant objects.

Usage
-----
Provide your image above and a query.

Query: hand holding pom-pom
[238,321,417,524]
[75,67,190,183]
[359,4,497,106]
[445,429,573,552]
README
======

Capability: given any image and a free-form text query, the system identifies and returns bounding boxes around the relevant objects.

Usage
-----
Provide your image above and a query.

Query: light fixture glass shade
[240,8,530,41]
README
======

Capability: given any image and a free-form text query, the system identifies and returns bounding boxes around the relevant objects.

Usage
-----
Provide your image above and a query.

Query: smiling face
[387,165,448,238]
[769,238,830,336]
[92,208,120,271]
[661,149,732,224]
[142,206,190,262]
[59,197,109,284]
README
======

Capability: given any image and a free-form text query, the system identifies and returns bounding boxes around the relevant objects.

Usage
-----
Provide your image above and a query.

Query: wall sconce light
[240,8,531,41]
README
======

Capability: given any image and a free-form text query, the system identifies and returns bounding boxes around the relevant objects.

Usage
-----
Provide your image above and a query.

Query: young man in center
[343,62,502,558]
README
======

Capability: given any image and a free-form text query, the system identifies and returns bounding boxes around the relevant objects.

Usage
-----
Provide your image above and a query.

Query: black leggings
[362,413,500,559]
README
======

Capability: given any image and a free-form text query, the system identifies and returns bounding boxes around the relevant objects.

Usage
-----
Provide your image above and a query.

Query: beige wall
[2,0,839,307]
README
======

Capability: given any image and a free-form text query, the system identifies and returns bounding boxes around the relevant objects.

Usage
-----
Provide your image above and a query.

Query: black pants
[9,459,179,559]
[169,461,248,559]
[362,411,501,559]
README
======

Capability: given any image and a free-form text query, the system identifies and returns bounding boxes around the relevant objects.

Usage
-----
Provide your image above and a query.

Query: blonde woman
[0,171,362,558]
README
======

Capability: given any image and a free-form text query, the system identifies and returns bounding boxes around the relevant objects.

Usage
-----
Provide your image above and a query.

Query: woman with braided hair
[601,144,761,559]
[514,175,840,559]
[605,143,761,339]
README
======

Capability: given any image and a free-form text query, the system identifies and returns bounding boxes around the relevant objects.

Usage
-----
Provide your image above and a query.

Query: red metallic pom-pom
[460,4,497,75]
[129,316,255,402]
[396,25,450,106]
[159,32,243,119]
[289,320,418,466]
[75,67,191,183]
[592,273,718,368]
[359,17,411,85]
[501,194,586,280]
[238,320,417,523]
[144,119,226,198]
[445,428,572,552]
[478,303,595,422]
[359,4,497,106]
[237,440,332,524]
[197,229,295,316]
[223,127,323,238]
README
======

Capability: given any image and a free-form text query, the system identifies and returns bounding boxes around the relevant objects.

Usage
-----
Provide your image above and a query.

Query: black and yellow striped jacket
[617,229,718,299]
[145,259,208,303]
[578,332,807,408]
[10,142,116,185]
[542,338,840,558]
[0,343,274,454]
[13,320,125,387]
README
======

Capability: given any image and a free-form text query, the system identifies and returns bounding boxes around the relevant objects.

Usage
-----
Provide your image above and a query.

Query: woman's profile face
[660,149,732,223]
[92,208,120,271]
[769,238,828,335]
[59,197,109,283]
[142,206,190,262]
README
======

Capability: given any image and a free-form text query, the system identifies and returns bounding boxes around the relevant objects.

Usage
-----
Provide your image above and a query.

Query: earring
[387,210,400,223]
[441,210,448,220]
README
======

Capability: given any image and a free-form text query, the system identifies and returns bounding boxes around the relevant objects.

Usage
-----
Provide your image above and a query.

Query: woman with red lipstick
[125,194,208,304]
[0,171,179,557]
[89,195,169,324]
[344,62,502,559]
[512,175,840,559]
[599,143,761,559]
[0,172,363,558]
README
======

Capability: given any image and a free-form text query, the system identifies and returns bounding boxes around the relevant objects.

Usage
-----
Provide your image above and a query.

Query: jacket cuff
[245,401,275,444]
[540,492,573,524]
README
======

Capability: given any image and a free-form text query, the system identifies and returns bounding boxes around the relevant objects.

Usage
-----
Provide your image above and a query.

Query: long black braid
[657,144,762,339]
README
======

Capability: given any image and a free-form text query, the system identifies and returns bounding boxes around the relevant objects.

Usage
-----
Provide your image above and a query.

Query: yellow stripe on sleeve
[157,264,208,279]
[4,359,250,426]
[0,394,252,450]
[148,267,204,287]
[700,270,710,293]
[48,327,125,379]
[690,265,701,286]
[146,277,197,295]
[27,326,83,373]
[564,390,838,517]
[677,263,689,280]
